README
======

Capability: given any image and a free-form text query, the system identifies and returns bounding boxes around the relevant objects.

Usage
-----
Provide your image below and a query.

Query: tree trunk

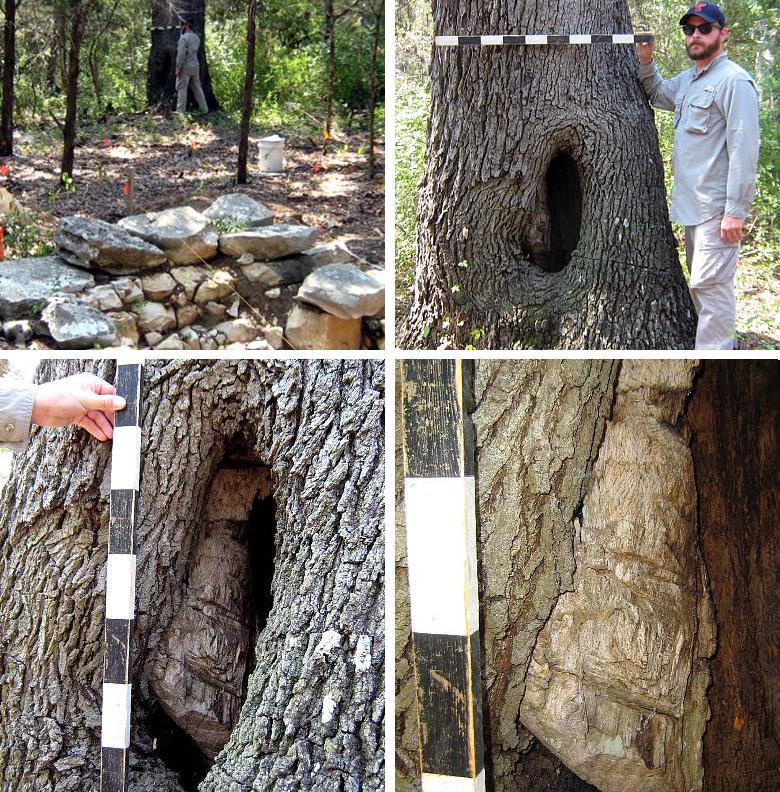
[237,0,257,185]
[61,0,86,180]
[400,1,697,350]
[323,0,335,154]
[397,359,777,791]
[0,0,17,157]
[367,0,383,179]
[147,0,219,111]
[0,359,384,792]
[685,361,780,792]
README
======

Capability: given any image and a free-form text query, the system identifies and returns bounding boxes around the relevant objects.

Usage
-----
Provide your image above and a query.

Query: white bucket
[258,135,285,173]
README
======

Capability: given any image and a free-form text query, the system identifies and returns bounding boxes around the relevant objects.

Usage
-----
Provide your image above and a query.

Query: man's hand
[636,41,655,65]
[720,215,745,245]
[31,373,126,442]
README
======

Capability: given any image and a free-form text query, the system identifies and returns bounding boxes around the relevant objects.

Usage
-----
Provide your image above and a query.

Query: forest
[396,0,780,349]
[0,0,384,269]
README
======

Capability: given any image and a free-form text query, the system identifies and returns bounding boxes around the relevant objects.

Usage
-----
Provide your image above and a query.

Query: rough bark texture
[400,0,696,350]
[0,359,384,791]
[686,361,780,792]
[521,361,714,792]
[147,0,219,111]
[61,0,87,179]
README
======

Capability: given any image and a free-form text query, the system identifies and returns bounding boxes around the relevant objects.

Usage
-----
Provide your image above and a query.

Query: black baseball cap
[680,3,726,26]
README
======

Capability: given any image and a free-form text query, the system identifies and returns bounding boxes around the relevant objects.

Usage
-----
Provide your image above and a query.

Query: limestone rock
[219,224,317,261]
[0,186,21,214]
[264,288,281,300]
[141,272,177,301]
[55,216,167,274]
[263,325,284,349]
[203,193,274,228]
[117,206,218,264]
[0,255,94,320]
[133,301,176,334]
[144,331,164,347]
[241,257,319,289]
[88,284,123,312]
[155,333,186,350]
[194,271,235,304]
[176,304,200,327]
[40,299,119,349]
[203,302,227,322]
[285,303,361,350]
[301,241,359,267]
[171,265,208,300]
[111,277,144,305]
[519,360,715,792]
[237,253,255,266]
[296,263,384,319]
[105,311,140,347]
[214,318,258,344]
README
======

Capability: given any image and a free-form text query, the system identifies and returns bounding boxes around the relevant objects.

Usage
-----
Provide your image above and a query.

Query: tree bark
[686,361,780,792]
[60,0,86,180]
[147,0,219,111]
[0,359,384,791]
[400,0,697,350]
[0,0,17,157]
[237,0,257,185]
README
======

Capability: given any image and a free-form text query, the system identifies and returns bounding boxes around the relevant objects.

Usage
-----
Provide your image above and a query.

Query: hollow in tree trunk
[0,359,384,791]
[396,359,778,791]
[147,0,219,111]
[400,0,697,350]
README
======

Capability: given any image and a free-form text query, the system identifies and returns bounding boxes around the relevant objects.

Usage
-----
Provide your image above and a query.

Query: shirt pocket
[684,92,715,133]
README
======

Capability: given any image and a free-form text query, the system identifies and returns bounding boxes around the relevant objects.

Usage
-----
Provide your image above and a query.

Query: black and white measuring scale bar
[435,32,655,46]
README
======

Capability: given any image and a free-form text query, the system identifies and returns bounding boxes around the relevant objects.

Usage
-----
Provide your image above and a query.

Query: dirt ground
[2,111,385,269]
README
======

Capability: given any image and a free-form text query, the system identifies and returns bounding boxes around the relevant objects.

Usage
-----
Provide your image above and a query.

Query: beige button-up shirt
[176,30,201,75]
[0,380,36,450]
[639,52,760,226]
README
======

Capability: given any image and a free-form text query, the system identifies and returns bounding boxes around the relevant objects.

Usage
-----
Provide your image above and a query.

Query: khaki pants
[176,69,208,113]
[684,215,739,350]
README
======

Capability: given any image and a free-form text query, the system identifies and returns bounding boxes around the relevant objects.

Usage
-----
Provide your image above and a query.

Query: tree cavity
[524,151,583,273]
[148,445,277,783]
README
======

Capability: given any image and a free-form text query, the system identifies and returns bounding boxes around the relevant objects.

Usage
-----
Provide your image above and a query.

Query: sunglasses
[682,22,719,35]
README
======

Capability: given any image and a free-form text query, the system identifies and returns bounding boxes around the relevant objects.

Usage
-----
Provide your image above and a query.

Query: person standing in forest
[637,3,760,350]
[176,17,209,114]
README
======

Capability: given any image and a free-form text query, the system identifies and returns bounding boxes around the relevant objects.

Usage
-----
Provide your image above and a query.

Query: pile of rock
[0,194,385,350]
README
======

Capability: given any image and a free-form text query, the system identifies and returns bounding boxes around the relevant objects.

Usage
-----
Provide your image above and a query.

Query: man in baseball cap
[636,4,760,349]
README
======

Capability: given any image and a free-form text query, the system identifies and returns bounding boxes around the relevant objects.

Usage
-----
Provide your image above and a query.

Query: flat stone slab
[239,241,359,289]
[56,216,167,274]
[203,194,274,228]
[219,224,318,261]
[117,206,218,264]
[0,255,95,320]
[296,263,384,319]
[40,299,118,349]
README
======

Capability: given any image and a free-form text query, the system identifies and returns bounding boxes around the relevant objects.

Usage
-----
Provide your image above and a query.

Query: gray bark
[0,359,384,791]
[400,0,696,350]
